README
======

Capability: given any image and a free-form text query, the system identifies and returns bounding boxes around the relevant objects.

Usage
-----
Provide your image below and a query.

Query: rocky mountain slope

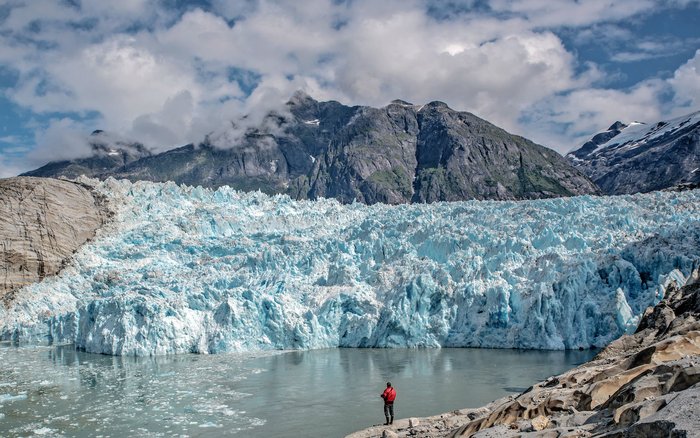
[567,110,700,195]
[348,268,700,438]
[0,177,108,304]
[23,92,598,204]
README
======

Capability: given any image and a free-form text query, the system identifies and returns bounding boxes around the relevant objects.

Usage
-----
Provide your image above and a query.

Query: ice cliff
[1,178,699,356]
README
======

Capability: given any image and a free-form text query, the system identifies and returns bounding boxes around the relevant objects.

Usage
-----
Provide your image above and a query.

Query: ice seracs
[1,178,699,356]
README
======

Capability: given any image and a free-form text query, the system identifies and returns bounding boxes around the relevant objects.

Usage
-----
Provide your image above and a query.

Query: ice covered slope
[567,110,700,194]
[1,179,699,356]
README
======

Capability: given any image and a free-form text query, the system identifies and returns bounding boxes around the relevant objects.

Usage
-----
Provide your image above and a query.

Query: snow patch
[592,111,700,155]
[593,122,649,153]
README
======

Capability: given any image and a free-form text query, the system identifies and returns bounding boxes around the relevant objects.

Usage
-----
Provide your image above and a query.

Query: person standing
[380,382,396,425]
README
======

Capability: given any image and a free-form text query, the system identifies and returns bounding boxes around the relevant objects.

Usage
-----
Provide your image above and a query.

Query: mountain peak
[288,90,316,105]
[424,101,450,110]
[390,99,414,106]
[607,121,627,131]
[567,109,700,194]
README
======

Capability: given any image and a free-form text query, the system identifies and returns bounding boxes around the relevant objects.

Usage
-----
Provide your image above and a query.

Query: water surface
[0,345,596,437]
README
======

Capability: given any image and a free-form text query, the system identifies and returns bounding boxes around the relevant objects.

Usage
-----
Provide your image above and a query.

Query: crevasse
[1,179,699,356]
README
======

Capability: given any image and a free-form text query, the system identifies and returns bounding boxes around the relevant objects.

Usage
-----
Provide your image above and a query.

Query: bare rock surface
[347,272,700,438]
[0,177,108,303]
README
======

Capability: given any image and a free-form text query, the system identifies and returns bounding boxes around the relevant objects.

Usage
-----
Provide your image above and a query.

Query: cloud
[8,35,209,145]
[131,90,196,150]
[332,17,586,130]
[524,80,667,152]
[669,49,700,111]
[0,116,94,177]
[27,118,93,164]
[487,0,658,27]
[605,36,700,63]
[0,135,22,144]
[573,24,635,45]
[0,0,698,174]
[0,157,28,178]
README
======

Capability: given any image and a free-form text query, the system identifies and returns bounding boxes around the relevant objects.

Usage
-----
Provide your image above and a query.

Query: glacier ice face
[1,179,699,355]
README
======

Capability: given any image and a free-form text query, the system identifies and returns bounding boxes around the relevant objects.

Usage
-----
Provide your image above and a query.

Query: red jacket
[381,387,396,403]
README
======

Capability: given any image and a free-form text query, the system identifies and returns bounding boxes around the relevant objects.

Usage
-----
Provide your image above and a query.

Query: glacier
[1,178,699,356]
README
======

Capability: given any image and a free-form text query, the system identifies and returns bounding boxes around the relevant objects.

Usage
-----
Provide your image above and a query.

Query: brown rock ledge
[0,177,109,304]
[348,270,700,438]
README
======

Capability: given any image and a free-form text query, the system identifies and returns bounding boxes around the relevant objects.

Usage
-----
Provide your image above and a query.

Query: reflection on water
[0,344,596,437]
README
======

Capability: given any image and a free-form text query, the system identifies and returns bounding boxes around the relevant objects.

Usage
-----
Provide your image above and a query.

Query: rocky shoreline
[348,269,700,438]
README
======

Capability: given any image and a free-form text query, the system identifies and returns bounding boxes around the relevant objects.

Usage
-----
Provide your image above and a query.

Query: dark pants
[384,402,394,419]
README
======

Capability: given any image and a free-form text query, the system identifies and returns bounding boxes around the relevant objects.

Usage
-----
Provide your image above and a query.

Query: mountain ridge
[23,93,599,203]
[567,110,700,195]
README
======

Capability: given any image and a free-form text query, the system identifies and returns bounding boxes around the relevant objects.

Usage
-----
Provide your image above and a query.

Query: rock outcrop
[23,92,599,204]
[0,177,108,303]
[348,269,700,438]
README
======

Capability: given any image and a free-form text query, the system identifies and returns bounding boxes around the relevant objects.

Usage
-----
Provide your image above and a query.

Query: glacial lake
[0,345,596,437]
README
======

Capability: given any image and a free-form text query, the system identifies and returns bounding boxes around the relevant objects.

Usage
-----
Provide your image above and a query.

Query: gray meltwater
[0,345,596,437]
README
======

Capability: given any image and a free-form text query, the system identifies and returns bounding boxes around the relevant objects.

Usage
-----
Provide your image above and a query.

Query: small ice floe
[199,422,222,428]
[0,392,28,403]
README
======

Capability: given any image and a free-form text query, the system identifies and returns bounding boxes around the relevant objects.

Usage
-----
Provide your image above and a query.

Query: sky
[0,0,699,177]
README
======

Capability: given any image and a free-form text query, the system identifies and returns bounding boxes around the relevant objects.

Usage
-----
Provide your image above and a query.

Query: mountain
[2,178,699,354]
[25,130,152,179]
[23,92,598,203]
[567,110,700,194]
